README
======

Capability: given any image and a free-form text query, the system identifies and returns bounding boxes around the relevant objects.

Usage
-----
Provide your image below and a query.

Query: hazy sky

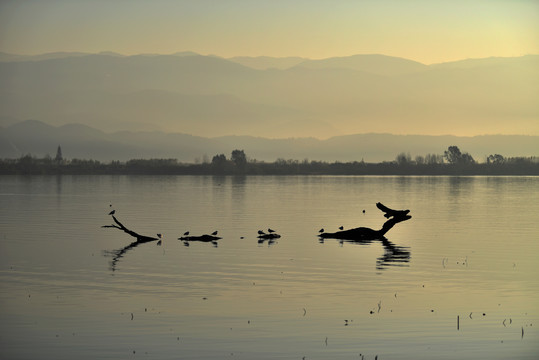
[1,0,537,64]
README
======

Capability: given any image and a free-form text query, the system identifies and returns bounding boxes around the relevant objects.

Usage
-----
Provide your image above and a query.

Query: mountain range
[1,120,537,163]
[1,51,537,138]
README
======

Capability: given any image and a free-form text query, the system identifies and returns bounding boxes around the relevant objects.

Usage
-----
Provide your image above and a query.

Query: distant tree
[444,146,474,165]
[230,150,247,166]
[425,153,443,165]
[55,145,63,162]
[395,152,411,166]
[487,154,505,165]
[415,155,425,165]
[443,146,462,164]
[211,154,227,165]
[231,149,247,168]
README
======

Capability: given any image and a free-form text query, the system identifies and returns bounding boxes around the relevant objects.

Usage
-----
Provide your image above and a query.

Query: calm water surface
[1,175,538,359]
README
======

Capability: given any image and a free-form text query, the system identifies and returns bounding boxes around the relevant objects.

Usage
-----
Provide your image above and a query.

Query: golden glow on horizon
[0,0,537,64]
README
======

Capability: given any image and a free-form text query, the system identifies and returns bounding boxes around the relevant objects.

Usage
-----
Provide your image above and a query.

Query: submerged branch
[102,215,159,271]
[102,215,158,242]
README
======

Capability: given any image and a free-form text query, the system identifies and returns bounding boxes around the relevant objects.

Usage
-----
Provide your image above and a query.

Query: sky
[0,0,538,64]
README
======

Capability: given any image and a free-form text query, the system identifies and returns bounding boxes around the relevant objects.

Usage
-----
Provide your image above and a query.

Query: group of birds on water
[108,204,366,247]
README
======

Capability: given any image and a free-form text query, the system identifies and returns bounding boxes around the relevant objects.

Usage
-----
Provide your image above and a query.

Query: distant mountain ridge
[1,120,537,163]
[1,51,538,138]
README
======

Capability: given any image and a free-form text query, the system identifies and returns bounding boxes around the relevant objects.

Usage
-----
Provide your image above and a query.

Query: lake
[0,175,538,359]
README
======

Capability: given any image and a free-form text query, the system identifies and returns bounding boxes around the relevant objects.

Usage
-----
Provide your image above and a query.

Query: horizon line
[1,50,537,66]
[5,119,538,140]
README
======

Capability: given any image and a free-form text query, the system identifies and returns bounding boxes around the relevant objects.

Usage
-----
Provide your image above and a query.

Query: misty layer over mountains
[1,120,538,163]
[1,52,538,139]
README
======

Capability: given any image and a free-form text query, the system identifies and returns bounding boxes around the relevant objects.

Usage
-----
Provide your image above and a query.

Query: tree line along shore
[1,146,538,176]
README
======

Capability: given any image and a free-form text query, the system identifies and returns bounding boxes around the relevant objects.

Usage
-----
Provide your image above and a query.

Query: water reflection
[102,215,159,271]
[318,202,411,270]
[319,236,410,270]
[103,238,155,271]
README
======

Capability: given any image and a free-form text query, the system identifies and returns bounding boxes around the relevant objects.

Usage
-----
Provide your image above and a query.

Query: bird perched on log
[339,226,344,230]
[108,210,116,215]
[211,231,218,236]
[319,228,324,233]
[268,228,275,233]
[183,231,189,236]
[157,233,162,238]
[258,230,265,235]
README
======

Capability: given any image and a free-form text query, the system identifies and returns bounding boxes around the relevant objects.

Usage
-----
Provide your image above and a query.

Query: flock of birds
[108,203,366,247]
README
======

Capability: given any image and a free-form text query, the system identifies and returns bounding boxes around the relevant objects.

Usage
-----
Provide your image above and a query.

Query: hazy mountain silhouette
[228,56,306,70]
[1,120,537,162]
[1,52,538,138]
[0,51,93,62]
[294,54,429,76]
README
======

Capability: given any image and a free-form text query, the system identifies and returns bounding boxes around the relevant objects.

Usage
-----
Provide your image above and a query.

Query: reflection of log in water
[102,215,159,271]
[319,202,411,269]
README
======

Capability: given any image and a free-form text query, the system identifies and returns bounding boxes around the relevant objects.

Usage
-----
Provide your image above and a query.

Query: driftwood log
[257,233,281,240]
[319,202,411,240]
[102,215,159,243]
[178,235,222,242]
[319,202,411,269]
[102,215,159,271]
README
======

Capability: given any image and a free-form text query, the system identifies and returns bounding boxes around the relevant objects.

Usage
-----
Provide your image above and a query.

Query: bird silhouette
[157,233,162,238]
[268,228,275,233]
[319,228,324,233]
[108,210,116,215]
[339,226,344,230]
[258,230,265,235]
[183,231,189,236]
[211,231,218,236]
[362,209,366,214]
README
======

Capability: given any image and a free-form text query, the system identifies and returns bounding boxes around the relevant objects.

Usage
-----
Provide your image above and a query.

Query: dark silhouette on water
[319,202,411,269]
[178,233,222,247]
[319,202,411,240]
[257,232,281,240]
[102,215,159,271]
[178,234,222,242]
[103,214,159,242]
[257,228,281,246]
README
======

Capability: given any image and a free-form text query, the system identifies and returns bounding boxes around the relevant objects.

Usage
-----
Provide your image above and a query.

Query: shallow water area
[1,175,538,359]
